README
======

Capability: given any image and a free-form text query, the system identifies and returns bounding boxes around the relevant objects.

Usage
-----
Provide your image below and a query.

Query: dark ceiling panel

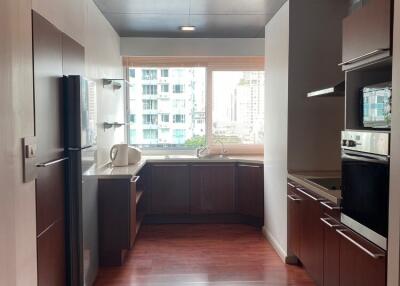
[94,0,287,38]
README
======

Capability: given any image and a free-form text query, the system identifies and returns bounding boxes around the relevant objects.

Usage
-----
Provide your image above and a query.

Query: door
[341,0,392,70]
[190,164,235,214]
[297,187,324,286]
[237,164,264,218]
[33,11,66,286]
[287,181,301,258]
[338,228,386,286]
[150,164,190,214]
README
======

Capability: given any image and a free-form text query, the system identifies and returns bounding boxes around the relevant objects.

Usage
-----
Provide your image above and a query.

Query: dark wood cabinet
[150,164,190,214]
[98,176,141,266]
[342,0,392,70]
[237,164,264,218]
[338,228,386,286]
[190,164,236,214]
[321,217,341,286]
[297,187,324,286]
[287,181,301,258]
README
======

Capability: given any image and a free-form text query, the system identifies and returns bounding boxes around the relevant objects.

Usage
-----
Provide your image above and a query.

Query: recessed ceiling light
[180,26,196,32]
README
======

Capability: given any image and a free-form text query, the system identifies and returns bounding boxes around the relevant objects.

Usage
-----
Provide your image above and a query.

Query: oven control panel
[341,130,390,156]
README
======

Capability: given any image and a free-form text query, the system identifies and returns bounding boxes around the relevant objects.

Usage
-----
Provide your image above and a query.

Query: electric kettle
[110,144,129,167]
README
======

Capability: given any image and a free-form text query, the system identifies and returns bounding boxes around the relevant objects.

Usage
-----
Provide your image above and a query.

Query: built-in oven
[341,130,390,250]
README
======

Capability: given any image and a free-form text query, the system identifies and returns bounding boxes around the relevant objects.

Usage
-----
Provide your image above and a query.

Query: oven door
[341,149,389,249]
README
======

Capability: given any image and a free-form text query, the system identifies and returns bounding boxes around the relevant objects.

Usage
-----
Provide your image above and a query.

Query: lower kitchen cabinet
[287,179,387,286]
[190,164,236,214]
[150,164,190,214]
[338,228,386,286]
[297,187,324,286]
[237,163,264,218]
[287,181,301,258]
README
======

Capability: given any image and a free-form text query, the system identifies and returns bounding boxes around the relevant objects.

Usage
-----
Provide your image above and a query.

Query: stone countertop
[287,171,342,204]
[85,155,264,179]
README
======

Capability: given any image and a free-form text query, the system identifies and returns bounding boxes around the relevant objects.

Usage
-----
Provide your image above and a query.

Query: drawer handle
[296,187,322,201]
[36,157,68,167]
[320,201,341,210]
[131,176,140,183]
[238,164,262,168]
[338,48,390,66]
[287,194,301,201]
[287,182,296,188]
[336,229,386,259]
[320,217,340,228]
[152,164,189,167]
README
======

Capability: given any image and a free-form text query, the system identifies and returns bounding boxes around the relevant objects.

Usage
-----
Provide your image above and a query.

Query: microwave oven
[361,82,392,129]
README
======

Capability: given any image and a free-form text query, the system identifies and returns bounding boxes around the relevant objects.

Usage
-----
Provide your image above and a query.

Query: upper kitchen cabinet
[341,0,393,70]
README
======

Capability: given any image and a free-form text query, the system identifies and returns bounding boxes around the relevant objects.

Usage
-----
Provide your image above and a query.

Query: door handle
[287,194,301,201]
[320,217,341,228]
[296,188,322,201]
[238,164,262,168]
[287,182,296,188]
[338,48,390,66]
[336,229,386,259]
[36,157,68,167]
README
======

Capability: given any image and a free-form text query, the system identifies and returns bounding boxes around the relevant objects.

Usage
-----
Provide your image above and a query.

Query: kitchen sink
[197,154,231,160]
[305,177,342,191]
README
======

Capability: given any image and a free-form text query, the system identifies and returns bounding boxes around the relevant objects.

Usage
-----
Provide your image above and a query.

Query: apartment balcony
[142,94,158,99]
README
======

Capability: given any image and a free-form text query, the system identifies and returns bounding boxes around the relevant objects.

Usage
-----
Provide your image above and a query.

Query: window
[129,114,135,123]
[173,84,184,93]
[161,114,170,123]
[143,100,158,110]
[143,85,157,95]
[212,71,264,144]
[161,84,169,93]
[128,67,206,148]
[142,114,158,125]
[142,69,157,80]
[173,114,186,123]
[129,69,135,78]
[161,69,169,77]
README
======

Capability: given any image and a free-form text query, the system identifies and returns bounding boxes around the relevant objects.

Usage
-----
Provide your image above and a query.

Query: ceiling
[94,0,287,38]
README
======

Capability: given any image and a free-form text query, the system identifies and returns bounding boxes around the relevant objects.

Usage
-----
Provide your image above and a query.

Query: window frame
[124,57,264,154]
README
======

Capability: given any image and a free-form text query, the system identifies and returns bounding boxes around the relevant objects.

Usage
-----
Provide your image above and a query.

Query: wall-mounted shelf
[103,122,126,131]
[102,79,132,90]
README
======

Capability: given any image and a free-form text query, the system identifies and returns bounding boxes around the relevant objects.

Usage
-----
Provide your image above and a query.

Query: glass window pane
[212,71,264,145]
[128,67,206,149]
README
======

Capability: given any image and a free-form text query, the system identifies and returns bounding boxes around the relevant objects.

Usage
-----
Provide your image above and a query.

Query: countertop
[85,155,264,179]
[287,171,342,204]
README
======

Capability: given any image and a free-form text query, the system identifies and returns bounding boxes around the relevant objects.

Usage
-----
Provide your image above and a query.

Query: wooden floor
[95,224,315,286]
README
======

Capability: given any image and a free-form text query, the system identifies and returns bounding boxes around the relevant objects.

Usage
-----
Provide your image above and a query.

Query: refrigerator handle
[36,157,69,168]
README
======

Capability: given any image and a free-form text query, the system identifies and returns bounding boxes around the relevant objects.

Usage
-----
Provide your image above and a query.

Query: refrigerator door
[64,76,97,149]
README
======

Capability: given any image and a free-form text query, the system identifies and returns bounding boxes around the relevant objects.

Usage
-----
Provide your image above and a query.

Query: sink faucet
[196,146,209,158]
[215,139,228,157]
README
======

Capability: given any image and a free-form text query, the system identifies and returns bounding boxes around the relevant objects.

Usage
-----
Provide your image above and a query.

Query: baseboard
[262,226,288,263]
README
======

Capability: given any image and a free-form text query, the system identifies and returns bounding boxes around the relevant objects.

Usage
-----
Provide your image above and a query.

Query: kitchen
[1,0,400,286]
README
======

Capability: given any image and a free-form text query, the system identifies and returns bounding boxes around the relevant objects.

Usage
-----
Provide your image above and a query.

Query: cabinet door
[338,228,386,286]
[150,164,190,214]
[287,181,302,258]
[297,188,324,286]
[321,217,341,286]
[237,164,264,218]
[342,0,391,70]
[190,164,236,214]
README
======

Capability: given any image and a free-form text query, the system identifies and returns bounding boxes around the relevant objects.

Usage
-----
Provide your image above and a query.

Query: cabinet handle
[296,187,322,201]
[320,201,341,210]
[320,217,341,228]
[336,229,386,259]
[238,164,262,168]
[36,157,68,167]
[287,194,301,201]
[152,164,188,167]
[287,182,296,188]
[192,164,234,167]
[131,176,140,183]
[338,48,390,66]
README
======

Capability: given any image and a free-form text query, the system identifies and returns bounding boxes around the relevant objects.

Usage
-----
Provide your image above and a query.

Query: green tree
[184,135,206,148]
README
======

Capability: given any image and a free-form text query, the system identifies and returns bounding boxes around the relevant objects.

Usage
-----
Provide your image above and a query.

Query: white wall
[387,0,400,284]
[263,1,290,260]
[0,0,37,285]
[121,37,265,57]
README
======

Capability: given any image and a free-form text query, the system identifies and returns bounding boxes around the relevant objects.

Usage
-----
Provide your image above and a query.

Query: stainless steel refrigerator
[64,75,98,286]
